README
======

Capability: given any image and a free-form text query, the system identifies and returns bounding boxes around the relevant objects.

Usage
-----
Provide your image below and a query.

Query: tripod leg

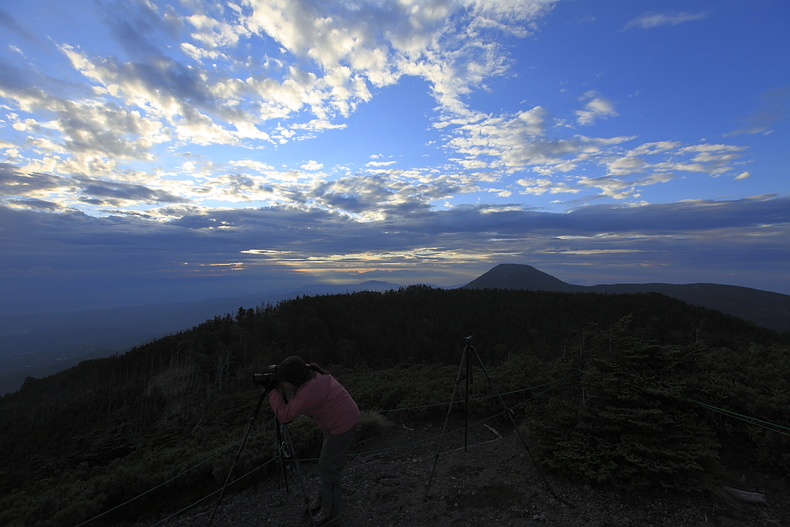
[208,389,267,527]
[424,347,467,501]
[464,346,470,452]
[281,422,316,526]
[274,423,289,492]
[470,347,557,499]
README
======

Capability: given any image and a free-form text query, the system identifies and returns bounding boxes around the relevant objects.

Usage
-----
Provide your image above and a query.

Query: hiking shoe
[311,510,338,526]
[308,498,321,515]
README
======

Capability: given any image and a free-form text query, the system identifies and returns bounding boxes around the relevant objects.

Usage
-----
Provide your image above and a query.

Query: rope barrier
[74,373,789,527]
[148,409,541,526]
[148,458,276,527]
[73,417,276,527]
[686,398,790,437]
[374,376,570,416]
[73,377,564,526]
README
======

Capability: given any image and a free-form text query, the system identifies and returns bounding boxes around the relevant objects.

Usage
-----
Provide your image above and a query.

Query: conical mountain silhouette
[462,264,789,332]
[462,264,582,293]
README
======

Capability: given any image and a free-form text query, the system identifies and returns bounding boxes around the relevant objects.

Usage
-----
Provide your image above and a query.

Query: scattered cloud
[78,178,190,206]
[366,160,397,167]
[576,92,618,125]
[0,0,753,218]
[623,11,710,31]
[300,160,323,171]
[8,198,62,210]
[516,177,580,196]
[725,86,790,137]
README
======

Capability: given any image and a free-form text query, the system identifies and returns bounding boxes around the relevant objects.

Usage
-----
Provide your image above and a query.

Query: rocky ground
[133,419,788,527]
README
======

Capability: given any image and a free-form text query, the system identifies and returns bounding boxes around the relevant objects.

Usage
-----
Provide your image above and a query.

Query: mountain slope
[463,264,790,332]
[0,280,401,395]
[1,286,787,527]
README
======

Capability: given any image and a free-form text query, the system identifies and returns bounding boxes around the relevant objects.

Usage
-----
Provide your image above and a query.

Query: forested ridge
[1,286,788,526]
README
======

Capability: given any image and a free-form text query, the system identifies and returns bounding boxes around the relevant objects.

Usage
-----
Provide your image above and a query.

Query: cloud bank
[0,0,787,313]
[2,194,788,313]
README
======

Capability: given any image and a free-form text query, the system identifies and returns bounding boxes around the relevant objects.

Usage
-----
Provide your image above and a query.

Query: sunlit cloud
[576,92,618,126]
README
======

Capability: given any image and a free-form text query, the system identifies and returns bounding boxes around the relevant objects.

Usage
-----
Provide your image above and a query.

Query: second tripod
[424,336,549,501]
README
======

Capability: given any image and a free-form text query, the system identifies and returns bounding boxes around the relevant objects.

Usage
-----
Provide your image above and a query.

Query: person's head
[276,356,312,388]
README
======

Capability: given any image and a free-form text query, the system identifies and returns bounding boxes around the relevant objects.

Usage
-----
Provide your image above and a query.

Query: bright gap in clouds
[0,0,788,313]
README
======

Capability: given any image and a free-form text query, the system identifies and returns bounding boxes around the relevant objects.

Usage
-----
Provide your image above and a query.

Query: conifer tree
[531,316,720,490]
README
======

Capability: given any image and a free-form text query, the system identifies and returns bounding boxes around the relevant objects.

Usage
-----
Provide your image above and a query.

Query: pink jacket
[269,372,360,435]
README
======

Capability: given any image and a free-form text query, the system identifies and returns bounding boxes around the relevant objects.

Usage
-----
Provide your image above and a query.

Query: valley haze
[2,264,787,395]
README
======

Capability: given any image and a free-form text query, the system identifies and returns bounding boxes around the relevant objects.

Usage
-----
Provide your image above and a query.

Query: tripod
[208,389,314,527]
[424,336,551,501]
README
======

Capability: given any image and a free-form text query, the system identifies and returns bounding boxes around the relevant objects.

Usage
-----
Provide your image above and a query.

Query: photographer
[266,356,360,527]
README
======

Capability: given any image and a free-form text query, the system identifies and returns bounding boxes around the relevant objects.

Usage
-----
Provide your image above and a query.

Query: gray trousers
[318,426,355,519]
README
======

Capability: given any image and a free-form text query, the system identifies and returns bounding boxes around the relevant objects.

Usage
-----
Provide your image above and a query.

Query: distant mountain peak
[461,263,789,332]
[462,263,580,293]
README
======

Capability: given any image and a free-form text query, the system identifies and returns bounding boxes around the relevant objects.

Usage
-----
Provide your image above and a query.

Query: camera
[252,364,279,391]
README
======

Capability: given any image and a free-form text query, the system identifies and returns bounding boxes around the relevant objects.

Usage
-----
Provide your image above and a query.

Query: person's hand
[263,375,279,393]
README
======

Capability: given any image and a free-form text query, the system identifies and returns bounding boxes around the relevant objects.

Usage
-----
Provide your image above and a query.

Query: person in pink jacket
[268,356,360,526]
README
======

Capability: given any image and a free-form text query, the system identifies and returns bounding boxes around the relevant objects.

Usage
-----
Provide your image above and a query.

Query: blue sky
[1,0,788,315]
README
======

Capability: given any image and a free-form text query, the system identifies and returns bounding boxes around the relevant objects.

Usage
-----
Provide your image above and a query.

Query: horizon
[5,262,788,318]
[1,0,789,315]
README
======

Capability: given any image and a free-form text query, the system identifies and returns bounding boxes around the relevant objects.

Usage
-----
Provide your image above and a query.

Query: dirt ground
[135,419,789,527]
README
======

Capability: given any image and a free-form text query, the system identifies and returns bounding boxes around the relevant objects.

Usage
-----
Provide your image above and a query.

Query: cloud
[0,0,784,308]
[623,11,710,31]
[300,160,323,171]
[576,92,618,125]
[1,0,560,209]
[8,198,62,211]
[516,177,580,196]
[302,171,465,220]
[0,93,753,219]
[231,159,275,173]
[0,163,70,197]
[604,156,647,177]
[0,70,169,174]
[102,0,183,58]
[627,141,681,156]
[77,177,190,206]
[445,106,561,167]
[725,86,790,137]
[0,162,190,209]
[0,7,33,40]
[2,194,788,313]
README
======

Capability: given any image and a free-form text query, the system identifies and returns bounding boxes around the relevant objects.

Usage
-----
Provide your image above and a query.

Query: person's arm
[268,383,317,423]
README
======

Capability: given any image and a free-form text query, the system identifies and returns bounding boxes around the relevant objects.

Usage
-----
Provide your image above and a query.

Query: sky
[1,0,788,315]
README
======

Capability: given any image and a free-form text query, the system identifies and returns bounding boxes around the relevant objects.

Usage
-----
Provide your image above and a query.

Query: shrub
[530,321,721,491]
[356,412,395,443]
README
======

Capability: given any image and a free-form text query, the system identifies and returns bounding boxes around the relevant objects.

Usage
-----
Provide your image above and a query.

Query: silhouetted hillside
[463,264,790,332]
[1,287,788,527]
